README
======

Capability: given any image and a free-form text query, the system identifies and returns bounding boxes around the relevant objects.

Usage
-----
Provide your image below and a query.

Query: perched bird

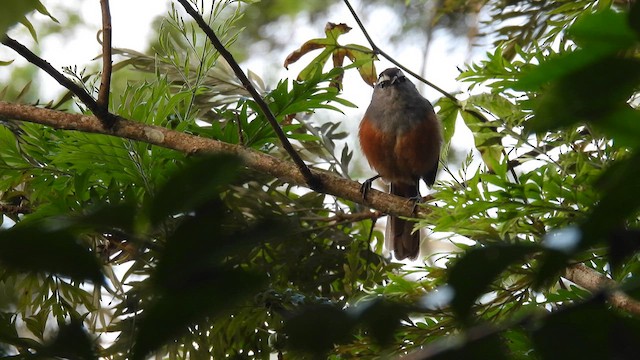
[359,67,443,260]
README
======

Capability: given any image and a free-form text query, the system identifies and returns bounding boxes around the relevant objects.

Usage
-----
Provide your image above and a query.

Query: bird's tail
[387,182,420,260]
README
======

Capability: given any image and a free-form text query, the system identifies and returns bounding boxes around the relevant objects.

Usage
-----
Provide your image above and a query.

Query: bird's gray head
[375,68,408,89]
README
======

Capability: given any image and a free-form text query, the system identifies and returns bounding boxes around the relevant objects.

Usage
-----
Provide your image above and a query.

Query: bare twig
[0,101,421,220]
[342,0,458,103]
[97,0,113,110]
[1,37,96,108]
[176,0,320,191]
[0,36,116,128]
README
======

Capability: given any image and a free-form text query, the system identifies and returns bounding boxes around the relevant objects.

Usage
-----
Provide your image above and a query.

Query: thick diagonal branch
[176,0,319,191]
[564,263,640,314]
[0,101,418,219]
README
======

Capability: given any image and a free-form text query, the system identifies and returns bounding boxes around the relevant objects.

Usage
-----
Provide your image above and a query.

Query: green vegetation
[1,0,640,359]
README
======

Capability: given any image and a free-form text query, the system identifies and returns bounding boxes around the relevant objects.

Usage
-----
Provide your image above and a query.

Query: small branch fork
[2,1,115,127]
[0,37,109,121]
[176,0,320,191]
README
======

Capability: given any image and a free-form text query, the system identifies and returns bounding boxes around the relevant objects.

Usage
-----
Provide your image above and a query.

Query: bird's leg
[360,174,381,199]
[408,189,423,214]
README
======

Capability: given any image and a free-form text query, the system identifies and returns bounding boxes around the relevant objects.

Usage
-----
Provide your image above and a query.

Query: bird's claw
[360,174,381,200]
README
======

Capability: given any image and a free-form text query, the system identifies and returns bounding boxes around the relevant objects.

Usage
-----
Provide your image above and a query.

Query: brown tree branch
[564,263,640,314]
[0,101,420,220]
[300,210,383,223]
[176,0,319,191]
[97,0,113,110]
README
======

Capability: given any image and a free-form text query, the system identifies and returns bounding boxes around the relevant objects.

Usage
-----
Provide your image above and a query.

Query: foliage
[0,0,57,42]
[284,22,378,87]
[1,0,640,359]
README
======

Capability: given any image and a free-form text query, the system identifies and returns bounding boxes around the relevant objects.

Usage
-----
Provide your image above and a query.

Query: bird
[358,67,443,260]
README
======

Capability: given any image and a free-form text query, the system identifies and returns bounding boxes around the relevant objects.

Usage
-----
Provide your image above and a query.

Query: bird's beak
[378,73,392,85]
[390,73,405,84]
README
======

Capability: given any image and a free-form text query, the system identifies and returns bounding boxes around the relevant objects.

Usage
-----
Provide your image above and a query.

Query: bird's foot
[360,174,381,200]
[407,195,424,214]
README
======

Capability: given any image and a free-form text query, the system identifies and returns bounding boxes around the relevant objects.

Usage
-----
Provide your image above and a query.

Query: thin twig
[0,36,117,128]
[176,0,320,190]
[342,0,458,103]
[97,0,113,110]
[342,0,501,141]
[1,37,96,108]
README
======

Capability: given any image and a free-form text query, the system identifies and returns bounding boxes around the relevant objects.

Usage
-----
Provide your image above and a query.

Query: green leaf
[525,58,640,133]
[147,154,241,225]
[131,211,285,359]
[630,0,640,35]
[349,298,409,346]
[0,312,44,350]
[0,225,103,284]
[132,268,264,360]
[569,8,637,49]
[532,295,640,360]
[460,109,504,174]
[343,43,377,86]
[516,9,638,92]
[447,243,541,323]
[435,97,459,147]
[0,0,40,38]
[284,304,353,355]
[296,47,335,82]
[591,106,640,148]
[283,22,376,88]
[582,152,640,249]
[41,319,97,360]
